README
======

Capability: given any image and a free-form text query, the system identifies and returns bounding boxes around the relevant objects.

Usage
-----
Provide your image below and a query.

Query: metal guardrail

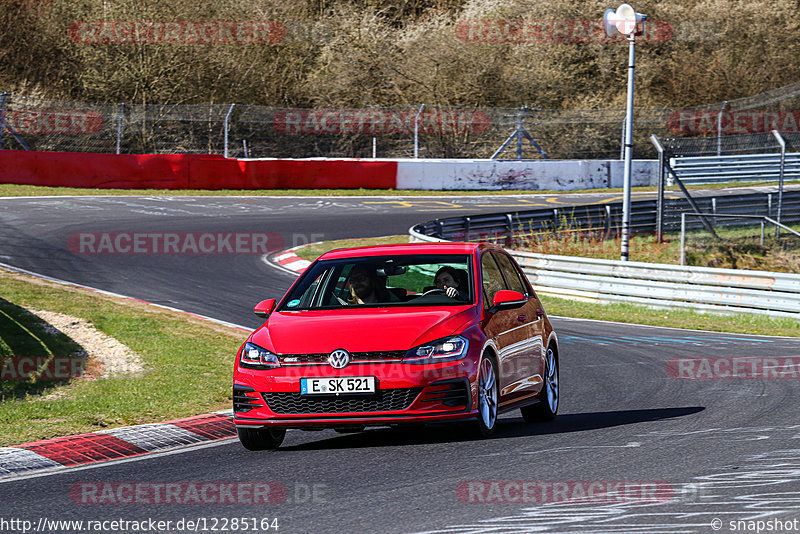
[409,191,800,318]
[411,190,800,243]
[513,252,800,318]
[669,152,800,184]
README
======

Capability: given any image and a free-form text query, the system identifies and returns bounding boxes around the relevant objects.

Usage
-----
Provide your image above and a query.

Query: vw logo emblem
[328,349,350,369]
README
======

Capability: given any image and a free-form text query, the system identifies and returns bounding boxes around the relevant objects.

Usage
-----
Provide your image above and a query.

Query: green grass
[539,295,800,337]
[0,268,245,446]
[1,181,797,198]
[293,235,800,337]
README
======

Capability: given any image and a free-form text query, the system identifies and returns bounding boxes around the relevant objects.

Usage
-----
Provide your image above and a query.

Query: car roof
[318,242,491,260]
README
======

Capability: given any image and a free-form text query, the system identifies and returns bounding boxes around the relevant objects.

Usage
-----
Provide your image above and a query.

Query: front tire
[474,355,499,437]
[237,427,286,451]
[521,346,559,422]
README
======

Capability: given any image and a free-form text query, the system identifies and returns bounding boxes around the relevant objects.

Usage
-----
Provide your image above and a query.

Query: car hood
[251,306,478,354]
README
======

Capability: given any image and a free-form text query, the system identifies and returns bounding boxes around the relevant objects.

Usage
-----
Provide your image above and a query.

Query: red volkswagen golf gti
[233,243,559,450]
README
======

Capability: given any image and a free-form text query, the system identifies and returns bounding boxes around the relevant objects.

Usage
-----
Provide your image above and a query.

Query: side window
[481,253,507,309]
[492,252,527,295]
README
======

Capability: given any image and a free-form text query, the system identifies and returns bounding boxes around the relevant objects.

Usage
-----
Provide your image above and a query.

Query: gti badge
[328,349,350,369]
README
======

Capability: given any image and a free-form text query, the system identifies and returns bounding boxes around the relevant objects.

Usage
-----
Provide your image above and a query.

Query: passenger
[434,266,469,301]
[347,265,396,304]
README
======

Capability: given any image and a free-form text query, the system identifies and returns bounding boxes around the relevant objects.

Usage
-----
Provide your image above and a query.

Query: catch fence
[3,81,800,159]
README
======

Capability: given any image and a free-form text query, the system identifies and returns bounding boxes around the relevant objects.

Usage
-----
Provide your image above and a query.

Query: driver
[434,266,468,301]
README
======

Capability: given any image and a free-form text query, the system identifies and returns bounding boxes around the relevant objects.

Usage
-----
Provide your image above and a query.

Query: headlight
[403,335,469,364]
[240,342,280,368]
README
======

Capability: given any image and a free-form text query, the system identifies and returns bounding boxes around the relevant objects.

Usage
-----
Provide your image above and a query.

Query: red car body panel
[233,242,558,430]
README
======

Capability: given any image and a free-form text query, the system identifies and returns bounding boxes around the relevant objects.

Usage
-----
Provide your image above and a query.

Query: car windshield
[279,254,474,310]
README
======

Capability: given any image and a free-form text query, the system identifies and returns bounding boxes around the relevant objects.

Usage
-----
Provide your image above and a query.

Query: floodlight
[613,4,648,36]
[603,8,618,38]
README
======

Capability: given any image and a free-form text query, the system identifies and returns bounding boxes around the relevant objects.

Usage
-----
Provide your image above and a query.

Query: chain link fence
[3,81,800,159]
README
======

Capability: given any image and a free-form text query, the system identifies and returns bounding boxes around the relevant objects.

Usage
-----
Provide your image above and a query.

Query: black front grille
[278,351,406,365]
[420,380,470,407]
[262,388,422,415]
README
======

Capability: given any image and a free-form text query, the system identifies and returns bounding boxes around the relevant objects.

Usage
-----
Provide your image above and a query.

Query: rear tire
[521,346,558,422]
[474,355,499,437]
[237,427,286,451]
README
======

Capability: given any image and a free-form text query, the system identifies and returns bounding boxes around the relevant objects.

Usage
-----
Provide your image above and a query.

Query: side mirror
[489,290,527,313]
[254,298,276,318]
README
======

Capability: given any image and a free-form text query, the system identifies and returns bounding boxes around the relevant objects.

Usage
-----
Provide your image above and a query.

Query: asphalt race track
[1,193,800,534]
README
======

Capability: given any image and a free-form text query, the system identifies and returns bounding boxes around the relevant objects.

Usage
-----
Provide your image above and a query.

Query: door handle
[517,314,527,322]
[535,309,545,318]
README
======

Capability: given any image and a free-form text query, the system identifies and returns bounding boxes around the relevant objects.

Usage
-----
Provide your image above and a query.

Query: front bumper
[233,360,478,428]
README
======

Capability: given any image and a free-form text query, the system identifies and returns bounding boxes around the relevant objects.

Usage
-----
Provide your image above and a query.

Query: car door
[480,251,541,406]
[491,251,545,398]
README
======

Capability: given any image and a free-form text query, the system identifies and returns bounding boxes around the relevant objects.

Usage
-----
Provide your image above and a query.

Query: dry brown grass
[2,0,799,110]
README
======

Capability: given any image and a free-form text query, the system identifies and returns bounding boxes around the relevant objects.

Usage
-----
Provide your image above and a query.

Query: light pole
[604,4,647,261]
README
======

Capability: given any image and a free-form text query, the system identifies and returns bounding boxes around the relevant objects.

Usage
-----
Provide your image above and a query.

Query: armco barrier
[409,226,800,318]
[0,150,398,190]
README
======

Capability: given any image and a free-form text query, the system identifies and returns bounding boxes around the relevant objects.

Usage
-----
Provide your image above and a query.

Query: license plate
[300,376,376,395]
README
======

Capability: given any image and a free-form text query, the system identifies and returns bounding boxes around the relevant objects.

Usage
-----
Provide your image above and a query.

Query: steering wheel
[421,288,447,296]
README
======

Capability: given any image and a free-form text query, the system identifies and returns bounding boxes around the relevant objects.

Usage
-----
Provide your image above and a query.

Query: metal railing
[411,189,800,245]
[409,226,800,318]
[679,212,800,265]
[669,152,800,184]
[409,191,800,318]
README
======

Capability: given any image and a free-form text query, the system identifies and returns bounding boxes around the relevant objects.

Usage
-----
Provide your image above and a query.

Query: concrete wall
[396,158,659,190]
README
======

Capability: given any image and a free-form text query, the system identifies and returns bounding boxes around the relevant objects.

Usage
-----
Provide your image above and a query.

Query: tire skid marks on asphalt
[417,425,800,534]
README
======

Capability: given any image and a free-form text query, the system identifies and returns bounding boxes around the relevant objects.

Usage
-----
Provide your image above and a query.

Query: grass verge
[1,181,797,198]
[0,268,245,445]
[513,222,800,273]
[293,235,800,337]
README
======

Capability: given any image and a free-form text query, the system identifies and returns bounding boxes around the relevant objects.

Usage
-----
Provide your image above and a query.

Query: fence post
[0,91,6,150]
[717,100,727,156]
[772,130,786,237]
[0,92,30,151]
[116,103,124,154]
[650,134,666,242]
[680,212,686,266]
[224,103,236,158]
[413,104,424,158]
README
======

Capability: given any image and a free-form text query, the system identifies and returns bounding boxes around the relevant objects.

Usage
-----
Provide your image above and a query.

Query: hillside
[2,0,799,110]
